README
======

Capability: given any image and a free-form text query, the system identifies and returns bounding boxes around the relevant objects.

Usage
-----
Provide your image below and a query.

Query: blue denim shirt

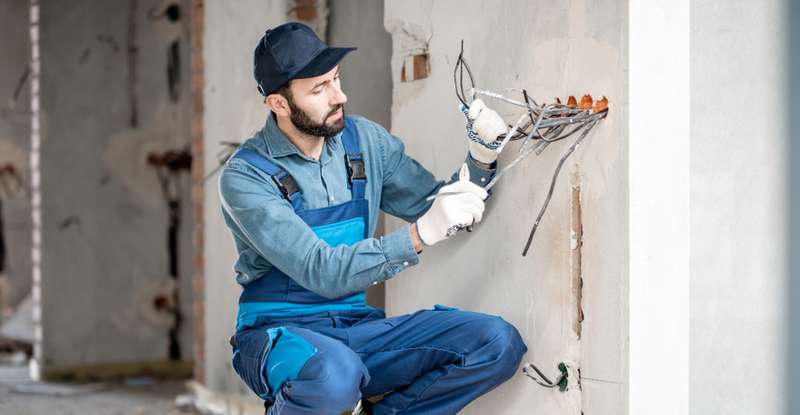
[218,114,496,299]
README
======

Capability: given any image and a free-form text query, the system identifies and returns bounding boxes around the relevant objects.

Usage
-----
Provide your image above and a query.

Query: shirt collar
[261,114,342,160]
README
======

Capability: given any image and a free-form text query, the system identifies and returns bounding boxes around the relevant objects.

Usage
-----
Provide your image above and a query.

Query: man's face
[281,66,348,138]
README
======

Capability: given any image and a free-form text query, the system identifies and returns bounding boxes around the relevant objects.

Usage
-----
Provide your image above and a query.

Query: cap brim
[294,47,356,79]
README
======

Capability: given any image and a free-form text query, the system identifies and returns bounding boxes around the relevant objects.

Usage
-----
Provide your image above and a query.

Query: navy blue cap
[254,22,356,96]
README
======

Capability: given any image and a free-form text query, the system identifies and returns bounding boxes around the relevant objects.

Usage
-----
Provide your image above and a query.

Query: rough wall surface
[690,1,787,413]
[38,0,194,369]
[383,1,627,413]
[0,0,32,313]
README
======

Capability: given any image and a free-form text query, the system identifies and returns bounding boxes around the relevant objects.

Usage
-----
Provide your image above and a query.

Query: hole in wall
[291,0,318,22]
[165,4,180,22]
[153,294,170,311]
[147,3,181,22]
[401,54,430,82]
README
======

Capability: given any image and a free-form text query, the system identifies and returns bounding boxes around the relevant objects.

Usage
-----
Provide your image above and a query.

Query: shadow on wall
[788,1,800,413]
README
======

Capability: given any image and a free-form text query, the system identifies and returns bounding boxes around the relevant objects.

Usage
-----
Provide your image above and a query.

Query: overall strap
[340,118,367,200]
[232,148,305,211]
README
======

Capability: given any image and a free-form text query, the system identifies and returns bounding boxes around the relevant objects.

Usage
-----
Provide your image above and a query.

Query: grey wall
[691,1,787,413]
[0,0,32,314]
[383,1,627,413]
[328,0,392,128]
[38,0,194,371]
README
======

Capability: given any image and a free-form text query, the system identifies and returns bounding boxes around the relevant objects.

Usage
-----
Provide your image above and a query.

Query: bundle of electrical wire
[453,41,608,256]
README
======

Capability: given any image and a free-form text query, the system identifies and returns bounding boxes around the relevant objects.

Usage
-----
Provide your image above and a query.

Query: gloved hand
[416,164,488,246]
[467,98,507,165]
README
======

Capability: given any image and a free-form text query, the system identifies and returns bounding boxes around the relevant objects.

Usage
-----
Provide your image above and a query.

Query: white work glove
[467,98,507,165]
[416,164,488,246]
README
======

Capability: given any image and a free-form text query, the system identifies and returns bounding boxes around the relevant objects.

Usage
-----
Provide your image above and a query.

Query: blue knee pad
[231,326,317,399]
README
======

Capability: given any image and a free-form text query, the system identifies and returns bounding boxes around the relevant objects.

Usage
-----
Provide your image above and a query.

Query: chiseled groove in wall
[570,172,584,340]
[127,0,138,127]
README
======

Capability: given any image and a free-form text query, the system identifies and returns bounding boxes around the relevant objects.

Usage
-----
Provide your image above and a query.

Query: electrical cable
[453,42,607,256]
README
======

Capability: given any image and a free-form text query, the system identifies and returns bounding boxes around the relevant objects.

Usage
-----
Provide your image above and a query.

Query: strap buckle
[271,174,299,200]
[345,154,367,183]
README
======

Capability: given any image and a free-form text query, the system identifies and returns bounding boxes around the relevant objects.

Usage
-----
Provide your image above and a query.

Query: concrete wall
[383,1,627,413]
[37,0,194,372]
[690,1,787,413]
[0,0,32,314]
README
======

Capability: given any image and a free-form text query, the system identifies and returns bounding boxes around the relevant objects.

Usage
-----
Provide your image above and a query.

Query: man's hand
[467,98,507,165]
[415,164,488,247]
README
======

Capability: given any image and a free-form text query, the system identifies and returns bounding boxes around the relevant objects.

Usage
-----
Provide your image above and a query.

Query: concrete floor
[0,364,198,415]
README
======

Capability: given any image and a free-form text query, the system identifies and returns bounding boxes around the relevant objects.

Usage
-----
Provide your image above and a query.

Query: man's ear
[265,94,290,117]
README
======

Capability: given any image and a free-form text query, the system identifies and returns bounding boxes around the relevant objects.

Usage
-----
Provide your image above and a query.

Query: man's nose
[330,83,347,106]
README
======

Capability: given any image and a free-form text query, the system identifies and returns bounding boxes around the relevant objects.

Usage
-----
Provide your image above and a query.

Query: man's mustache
[325,105,344,120]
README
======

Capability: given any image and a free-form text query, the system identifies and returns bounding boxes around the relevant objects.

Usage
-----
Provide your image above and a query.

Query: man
[219,22,527,414]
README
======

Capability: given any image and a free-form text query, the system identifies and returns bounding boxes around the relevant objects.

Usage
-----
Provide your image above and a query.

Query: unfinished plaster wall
[383,1,627,413]
[37,0,194,374]
[0,0,32,314]
[690,1,787,413]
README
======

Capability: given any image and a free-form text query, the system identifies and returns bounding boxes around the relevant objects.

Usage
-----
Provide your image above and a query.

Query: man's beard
[287,99,346,138]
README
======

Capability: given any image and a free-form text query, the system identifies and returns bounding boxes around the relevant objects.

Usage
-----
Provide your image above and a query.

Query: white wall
[383,1,627,413]
[629,1,689,413]
[690,1,787,413]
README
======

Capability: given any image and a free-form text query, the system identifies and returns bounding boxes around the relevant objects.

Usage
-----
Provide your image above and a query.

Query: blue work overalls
[229,118,527,415]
